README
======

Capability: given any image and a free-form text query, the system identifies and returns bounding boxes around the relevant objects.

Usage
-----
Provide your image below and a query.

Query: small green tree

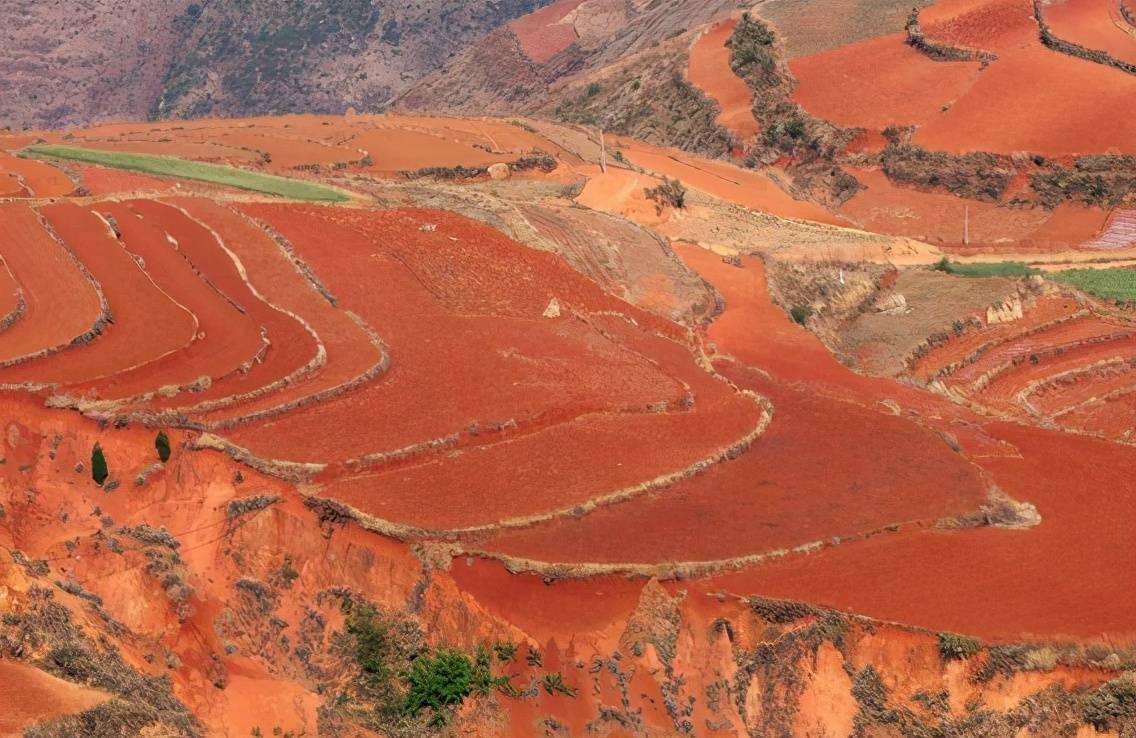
[405,648,473,725]
[155,431,171,463]
[91,443,108,487]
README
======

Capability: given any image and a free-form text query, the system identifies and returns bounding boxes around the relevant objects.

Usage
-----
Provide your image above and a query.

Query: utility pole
[599,127,607,173]
[964,205,970,246]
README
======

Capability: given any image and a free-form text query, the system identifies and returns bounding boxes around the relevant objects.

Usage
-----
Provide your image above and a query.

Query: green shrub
[91,444,108,487]
[584,82,602,98]
[937,631,982,661]
[405,648,473,725]
[155,431,171,463]
[790,305,812,325]
[931,258,1039,278]
[493,640,517,663]
[345,603,400,710]
[541,672,577,697]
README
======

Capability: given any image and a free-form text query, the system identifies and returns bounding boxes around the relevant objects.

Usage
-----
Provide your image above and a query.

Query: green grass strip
[19,144,350,202]
[1048,267,1136,303]
[931,258,1039,278]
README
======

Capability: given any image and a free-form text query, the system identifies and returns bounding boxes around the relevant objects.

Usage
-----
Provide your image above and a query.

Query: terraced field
[3,110,1136,737]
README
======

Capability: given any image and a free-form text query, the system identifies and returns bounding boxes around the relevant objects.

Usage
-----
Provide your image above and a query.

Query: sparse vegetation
[20,145,349,202]
[937,632,982,661]
[645,178,687,210]
[541,672,577,698]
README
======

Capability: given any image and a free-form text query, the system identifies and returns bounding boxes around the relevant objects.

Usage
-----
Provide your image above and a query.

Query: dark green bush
[790,305,812,325]
[405,648,473,724]
[155,431,171,463]
[91,443,108,487]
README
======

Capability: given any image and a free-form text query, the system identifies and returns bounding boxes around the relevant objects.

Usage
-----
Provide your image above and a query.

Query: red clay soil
[687,19,761,142]
[0,152,74,197]
[1046,0,1136,65]
[348,128,513,173]
[837,167,1095,248]
[789,0,1136,156]
[0,203,197,386]
[322,391,761,531]
[647,246,1136,642]
[0,661,109,735]
[508,0,584,63]
[789,33,984,131]
[68,163,181,196]
[216,204,687,463]
[168,199,383,425]
[616,138,848,225]
[705,420,1136,642]
[476,373,989,565]
[1058,389,1136,436]
[976,333,1136,409]
[0,204,103,365]
[0,170,28,197]
[66,200,265,400]
[122,199,320,412]
[948,316,1132,386]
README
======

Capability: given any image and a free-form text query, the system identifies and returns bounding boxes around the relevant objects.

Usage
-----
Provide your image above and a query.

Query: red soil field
[1046,0,1136,66]
[68,163,181,196]
[216,204,686,463]
[350,128,514,172]
[976,332,1136,409]
[790,0,1136,156]
[66,200,265,400]
[121,199,320,413]
[0,152,74,197]
[947,315,1132,387]
[168,199,384,426]
[322,390,762,532]
[476,374,988,565]
[0,203,197,386]
[1057,389,1136,436]
[0,204,103,365]
[508,0,584,63]
[1032,359,1136,416]
[790,33,983,131]
[0,170,28,197]
[705,421,1136,641]
[687,19,761,142]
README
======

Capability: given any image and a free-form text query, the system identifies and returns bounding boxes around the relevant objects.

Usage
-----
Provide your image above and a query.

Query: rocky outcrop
[986,295,1024,325]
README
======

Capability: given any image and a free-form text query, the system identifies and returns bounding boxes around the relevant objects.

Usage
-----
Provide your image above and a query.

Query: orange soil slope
[0,203,197,386]
[65,200,265,400]
[687,19,761,142]
[1047,0,1136,65]
[790,0,1136,156]
[0,204,103,366]
[0,661,108,735]
[663,247,1135,642]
